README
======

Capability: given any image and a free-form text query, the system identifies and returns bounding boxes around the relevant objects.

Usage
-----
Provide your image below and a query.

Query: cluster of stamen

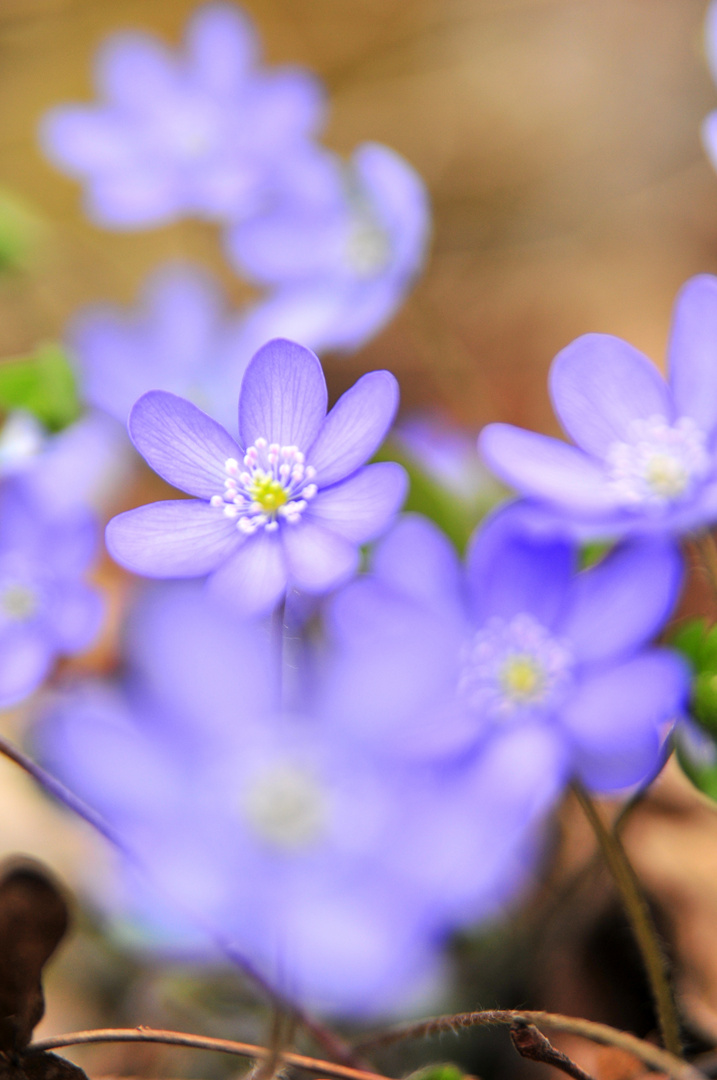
[606,414,710,510]
[458,613,573,722]
[242,761,328,852]
[210,438,317,535]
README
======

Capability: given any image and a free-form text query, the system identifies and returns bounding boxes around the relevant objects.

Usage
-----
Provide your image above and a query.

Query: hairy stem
[571,782,682,1057]
[355,1010,702,1080]
[29,1028,384,1080]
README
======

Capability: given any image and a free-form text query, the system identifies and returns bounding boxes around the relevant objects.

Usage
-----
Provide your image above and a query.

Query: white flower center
[345,212,391,277]
[210,438,318,535]
[606,414,710,509]
[242,762,328,851]
[1,583,37,621]
[458,613,573,721]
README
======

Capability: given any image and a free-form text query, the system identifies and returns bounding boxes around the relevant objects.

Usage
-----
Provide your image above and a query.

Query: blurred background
[1,1,717,1078]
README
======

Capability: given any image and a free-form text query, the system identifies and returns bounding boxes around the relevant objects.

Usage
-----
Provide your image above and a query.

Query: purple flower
[38,581,544,1015]
[703,2,717,174]
[40,4,325,228]
[480,276,717,539]
[106,338,407,614]
[69,263,358,434]
[325,504,688,793]
[0,486,103,706]
[225,142,430,351]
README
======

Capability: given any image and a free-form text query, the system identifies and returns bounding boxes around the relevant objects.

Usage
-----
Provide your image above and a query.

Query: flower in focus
[0,486,103,706]
[37,581,548,1015]
[225,143,430,351]
[480,276,717,539]
[106,338,407,615]
[40,3,325,228]
[326,504,688,792]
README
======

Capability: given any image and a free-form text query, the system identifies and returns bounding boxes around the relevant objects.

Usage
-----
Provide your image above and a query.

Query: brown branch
[354,1010,705,1080]
[29,1028,387,1080]
[510,1021,596,1080]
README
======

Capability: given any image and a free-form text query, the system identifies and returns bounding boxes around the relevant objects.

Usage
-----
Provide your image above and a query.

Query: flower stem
[571,781,682,1057]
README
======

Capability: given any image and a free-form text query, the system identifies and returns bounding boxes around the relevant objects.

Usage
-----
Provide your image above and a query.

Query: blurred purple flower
[480,276,717,539]
[40,3,325,228]
[39,580,554,1015]
[225,143,430,351]
[326,504,688,792]
[703,1,717,174]
[106,338,406,615]
[0,486,103,706]
[69,263,353,434]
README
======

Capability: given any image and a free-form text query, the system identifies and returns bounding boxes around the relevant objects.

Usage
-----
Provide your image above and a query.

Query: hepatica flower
[225,143,430,351]
[106,339,406,614]
[40,3,325,227]
[480,276,717,539]
[327,505,688,792]
[38,581,544,1015]
[0,487,103,706]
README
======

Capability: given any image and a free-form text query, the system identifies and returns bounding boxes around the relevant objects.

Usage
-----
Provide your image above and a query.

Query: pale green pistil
[500,655,545,704]
[249,472,288,514]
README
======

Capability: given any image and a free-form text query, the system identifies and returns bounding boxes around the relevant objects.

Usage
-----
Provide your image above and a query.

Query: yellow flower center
[249,472,288,514]
[500,655,544,703]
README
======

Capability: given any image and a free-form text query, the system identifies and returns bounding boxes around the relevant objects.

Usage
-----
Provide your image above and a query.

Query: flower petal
[560,650,689,792]
[308,371,399,486]
[106,500,242,577]
[95,33,178,110]
[559,538,683,665]
[281,520,358,593]
[207,530,287,616]
[39,107,137,174]
[87,167,182,229]
[49,583,105,653]
[129,390,241,498]
[668,275,717,434]
[479,424,621,515]
[370,512,463,612]
[354,142,430,279]
[186,3,258,94]
[306,463,406,544]
[549,333,673,458]
[238,339,327,451]
[466,501,574,628]
[0,627,51,707]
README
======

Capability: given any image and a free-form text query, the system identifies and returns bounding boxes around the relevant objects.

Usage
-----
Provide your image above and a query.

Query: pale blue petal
[354,142,430,279]
[49,583,104,653]
[129,391,240,498]
[88,168,182,228]
[95,33,178,110]
[281,520,358,593]
[559,539,683,665]
[560,650,689,791]
[306,463,406,544]
[238,339,327,451]
[549,334,673,458]
[40,107,136,173]
[668,275,717,434]
[479,424,622,515]
[0,628,51,707]
[106,500,242,577]
[370,513,463,613]
[308,371,399,486]
[207,530,287,615]
[186,3,258,94]
[466,501,573,629]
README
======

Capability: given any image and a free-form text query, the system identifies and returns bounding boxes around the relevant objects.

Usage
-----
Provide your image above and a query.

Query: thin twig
[354,1010,703,1080]
[0,737,359,1067]
[510,1021,596,1080]
[571,782,682,1058]
[29,1028,386,1080]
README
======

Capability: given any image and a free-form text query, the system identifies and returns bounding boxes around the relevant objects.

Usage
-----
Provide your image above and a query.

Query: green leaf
[406,1065,467,1080]
[0,189,43,274]
[0,344,81,431]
